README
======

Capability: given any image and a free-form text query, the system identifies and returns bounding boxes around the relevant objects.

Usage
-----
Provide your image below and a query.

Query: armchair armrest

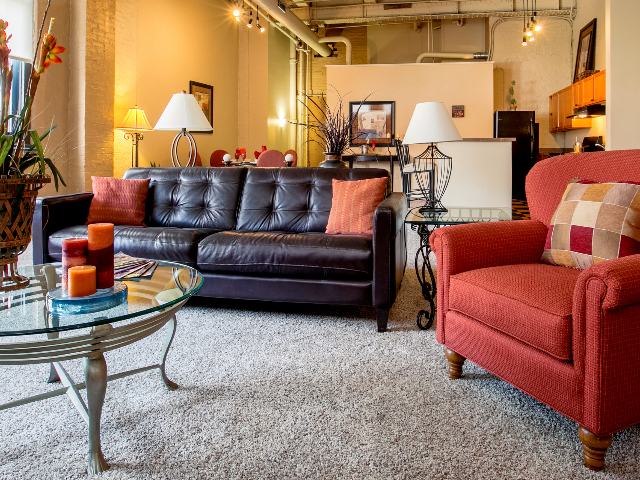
[32,192,94,264]
[372,193,407,329]
[572,254,640,435]
[431,220,548,343]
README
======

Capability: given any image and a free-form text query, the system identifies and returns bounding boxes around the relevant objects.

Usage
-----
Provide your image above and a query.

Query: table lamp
[116,106,153,168]
[154,91,213,167]
[402,102,462,213]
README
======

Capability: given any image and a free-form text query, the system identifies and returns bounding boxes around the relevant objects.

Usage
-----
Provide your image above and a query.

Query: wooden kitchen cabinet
[594,71,606,103]
[572,80,583,110]
[582,76,595,105]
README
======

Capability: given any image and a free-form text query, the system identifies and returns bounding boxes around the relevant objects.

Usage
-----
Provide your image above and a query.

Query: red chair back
[194,152,203,166]
[284,149,298,167]
[210,150,228,167]
[526,150,640,227]
[257,149,285,167]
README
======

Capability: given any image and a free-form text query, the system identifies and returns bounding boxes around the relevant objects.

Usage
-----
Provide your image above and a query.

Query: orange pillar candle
[62,238,88,290]
[87,223,114,290]
[68,265,97,297]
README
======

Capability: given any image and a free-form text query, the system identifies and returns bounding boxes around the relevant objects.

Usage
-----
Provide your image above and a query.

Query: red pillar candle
[62,238,88,290]
[87,223,114,290]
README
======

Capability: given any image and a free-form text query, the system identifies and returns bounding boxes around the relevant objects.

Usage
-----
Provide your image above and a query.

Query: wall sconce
[279,116,286,128]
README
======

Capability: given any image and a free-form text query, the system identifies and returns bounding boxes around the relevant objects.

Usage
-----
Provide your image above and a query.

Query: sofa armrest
[431,220,548,343]
[372,193,407,313]
[32,192,94,264]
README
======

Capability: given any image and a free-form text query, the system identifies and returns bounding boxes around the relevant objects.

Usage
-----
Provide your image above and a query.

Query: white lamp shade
[402,102,462,145]
[154,92,213,132]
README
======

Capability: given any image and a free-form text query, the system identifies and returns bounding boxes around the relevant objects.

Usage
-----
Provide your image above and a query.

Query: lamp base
[171,128,198,167]
[418,203,448,214]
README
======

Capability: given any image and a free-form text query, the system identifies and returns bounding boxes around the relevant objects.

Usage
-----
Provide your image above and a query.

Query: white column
[605,0,640,150]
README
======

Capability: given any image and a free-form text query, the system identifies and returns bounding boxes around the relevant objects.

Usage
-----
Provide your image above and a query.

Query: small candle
[62,238,88,290]
[68,265,97,297]
[87,223,114,290]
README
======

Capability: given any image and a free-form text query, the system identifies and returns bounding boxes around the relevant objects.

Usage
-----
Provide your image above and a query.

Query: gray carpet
[4,237,640,479]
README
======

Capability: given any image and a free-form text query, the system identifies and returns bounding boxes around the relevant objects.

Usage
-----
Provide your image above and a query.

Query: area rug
[3,238,639,479]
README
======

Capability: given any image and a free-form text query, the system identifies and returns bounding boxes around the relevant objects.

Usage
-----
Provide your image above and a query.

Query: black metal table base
[413,224,439,330]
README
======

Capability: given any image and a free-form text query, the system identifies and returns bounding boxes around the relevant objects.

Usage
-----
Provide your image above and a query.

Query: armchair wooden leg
[578,425,612,471]
[444,347,466,379]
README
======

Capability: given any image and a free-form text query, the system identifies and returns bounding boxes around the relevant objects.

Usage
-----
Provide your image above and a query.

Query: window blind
[0,0,33,63]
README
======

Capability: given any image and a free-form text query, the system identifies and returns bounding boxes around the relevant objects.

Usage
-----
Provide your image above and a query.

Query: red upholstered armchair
[431,150,640,471]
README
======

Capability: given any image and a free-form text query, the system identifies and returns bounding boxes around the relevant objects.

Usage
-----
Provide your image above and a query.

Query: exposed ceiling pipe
[252,0,332,56]
[416,51,489,63]
[319,36,352,65]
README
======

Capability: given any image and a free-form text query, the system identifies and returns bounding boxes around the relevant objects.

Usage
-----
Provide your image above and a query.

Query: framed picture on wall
[349,101,395,147]
[189,81,213,133]
[573,19,597,83]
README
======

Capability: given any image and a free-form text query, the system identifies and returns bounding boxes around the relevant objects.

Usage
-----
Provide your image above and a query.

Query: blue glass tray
[46,283,128,315]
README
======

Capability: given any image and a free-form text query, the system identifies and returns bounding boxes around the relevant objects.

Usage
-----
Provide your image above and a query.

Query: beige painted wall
[326,62,494,146]
[267,25,292,153]
[491,17,573,149]
[605,0,640,150]
[136,0,239,169]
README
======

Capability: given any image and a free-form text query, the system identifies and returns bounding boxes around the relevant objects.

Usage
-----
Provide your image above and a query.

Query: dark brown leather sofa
[32,167,406,331]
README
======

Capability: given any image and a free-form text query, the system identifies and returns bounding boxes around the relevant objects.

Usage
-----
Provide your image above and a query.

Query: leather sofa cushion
[49,225,217,268]
[236,168,391,233]
[197,231,373,278]
[448,263,580,360]
[122,167,246,230]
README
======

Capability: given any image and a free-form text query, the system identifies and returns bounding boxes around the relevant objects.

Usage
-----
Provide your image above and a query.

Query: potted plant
[0,8,66,290]
[509,80,517,111]
[296,90,370,168]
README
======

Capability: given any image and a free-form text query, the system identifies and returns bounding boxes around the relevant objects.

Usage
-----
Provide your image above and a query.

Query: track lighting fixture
[522,34,527,46]
[257,6,265,32]
[247,11,253,28]
[532,0,541,31]
[521,0,528,46]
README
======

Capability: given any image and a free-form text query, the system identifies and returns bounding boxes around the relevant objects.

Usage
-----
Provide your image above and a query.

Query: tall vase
[318,153,348,169]
[0,175,51,291]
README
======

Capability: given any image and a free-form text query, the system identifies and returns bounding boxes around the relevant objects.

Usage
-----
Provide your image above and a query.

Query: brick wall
[113,0,138,178]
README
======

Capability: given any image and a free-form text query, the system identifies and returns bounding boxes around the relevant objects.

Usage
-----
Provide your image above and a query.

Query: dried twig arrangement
[292,89,371,155]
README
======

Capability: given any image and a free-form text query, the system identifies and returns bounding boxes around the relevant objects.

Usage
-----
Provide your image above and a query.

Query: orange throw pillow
[86,176,150,226]
[326,177,388,234]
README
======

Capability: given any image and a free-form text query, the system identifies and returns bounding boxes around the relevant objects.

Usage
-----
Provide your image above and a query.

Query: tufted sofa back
[123,167,246,230]
[123,166,391,233]
[526,150,640,227]
[236,167,391,232]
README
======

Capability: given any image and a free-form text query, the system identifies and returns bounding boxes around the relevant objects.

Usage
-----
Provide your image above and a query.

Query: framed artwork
[349,101,395,147]
[573,19,597,84]
[452,105,465,118]
[189,81,213,133]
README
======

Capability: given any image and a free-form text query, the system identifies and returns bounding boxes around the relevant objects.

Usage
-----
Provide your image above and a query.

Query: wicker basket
[0,175,51,291]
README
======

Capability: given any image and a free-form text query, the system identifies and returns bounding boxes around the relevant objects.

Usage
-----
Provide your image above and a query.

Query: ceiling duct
[252,0,332,56]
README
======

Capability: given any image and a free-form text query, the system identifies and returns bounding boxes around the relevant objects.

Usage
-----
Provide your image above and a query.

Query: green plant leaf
[44,157,66,190]
[29,130,46,175]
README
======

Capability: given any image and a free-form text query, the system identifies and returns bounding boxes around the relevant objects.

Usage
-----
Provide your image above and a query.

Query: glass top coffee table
[0,261,202,474]
[405,207,510,330]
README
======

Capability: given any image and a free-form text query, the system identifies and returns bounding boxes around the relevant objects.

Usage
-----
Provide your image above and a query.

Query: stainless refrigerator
[494,111,539,200]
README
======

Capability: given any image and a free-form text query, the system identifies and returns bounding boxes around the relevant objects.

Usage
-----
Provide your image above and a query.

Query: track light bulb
[233,9,240,16]
[526,29,533,37]
[522,35,527,46]
[247,19,252,27]
[235,15,240,21]
[534,23,541,32]
[258,24,265,32]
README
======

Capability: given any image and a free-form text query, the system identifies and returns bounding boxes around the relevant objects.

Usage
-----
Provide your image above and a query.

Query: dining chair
[210,150,228,167]
[284,150,298,167]
[256,150,286,167]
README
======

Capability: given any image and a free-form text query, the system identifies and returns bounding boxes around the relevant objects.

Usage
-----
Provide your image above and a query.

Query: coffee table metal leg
[84,324,111,475]
[414,225,438,330]
[159,315,178,391]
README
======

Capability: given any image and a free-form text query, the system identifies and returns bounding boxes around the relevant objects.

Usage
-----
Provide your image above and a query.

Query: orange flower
[42,34,65,70]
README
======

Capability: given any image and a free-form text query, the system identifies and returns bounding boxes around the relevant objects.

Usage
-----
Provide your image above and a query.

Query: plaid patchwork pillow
[541,180,640,270]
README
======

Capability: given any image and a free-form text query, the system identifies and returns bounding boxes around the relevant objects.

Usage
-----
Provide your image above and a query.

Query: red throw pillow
[541,179,640,269]
[326,177,388,235]
[86,176,150,226]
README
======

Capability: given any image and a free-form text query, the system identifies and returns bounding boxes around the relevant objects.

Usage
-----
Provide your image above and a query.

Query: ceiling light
[256,6,265,33]
[522,35,527,46]
[534,20,541,32]
[529,33,535,41]
[233,9,240,16]
[235,15,240,21]
[247,11,252,28]
[526,27,533,37]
